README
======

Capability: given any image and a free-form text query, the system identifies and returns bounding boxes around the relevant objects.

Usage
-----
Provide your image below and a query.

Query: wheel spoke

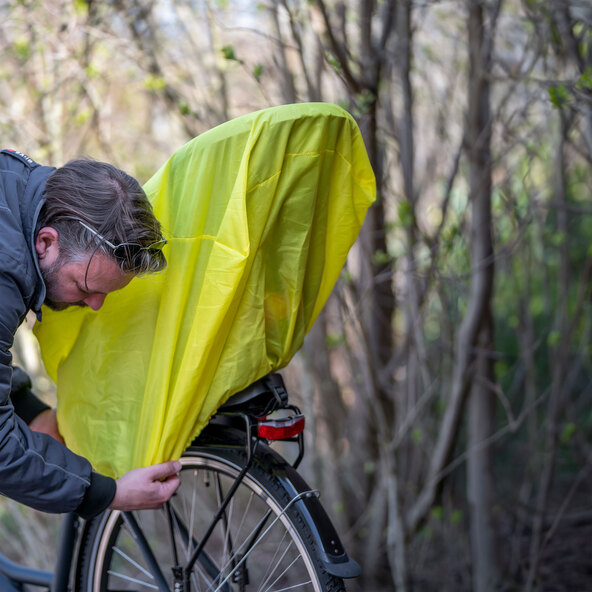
[261,555,306,592]
[187,469,198,559]
[209,492,311,592]
[111,545,156,580]
[258,531,293,591]
[168,502,228,588]
[81,452,337,592]
[263,581,314,592]
[106,569,160,590]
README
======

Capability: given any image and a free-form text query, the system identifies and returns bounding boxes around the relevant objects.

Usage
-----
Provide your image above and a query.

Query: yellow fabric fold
[34,103,376,477]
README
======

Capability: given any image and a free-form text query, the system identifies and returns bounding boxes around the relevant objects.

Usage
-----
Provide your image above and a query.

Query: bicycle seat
[217,373,288,415]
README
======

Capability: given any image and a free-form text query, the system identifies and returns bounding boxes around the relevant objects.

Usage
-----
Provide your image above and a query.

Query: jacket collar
[22,165,56,319]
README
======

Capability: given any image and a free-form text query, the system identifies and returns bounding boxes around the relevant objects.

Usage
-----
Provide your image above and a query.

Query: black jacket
[0,149,116,518]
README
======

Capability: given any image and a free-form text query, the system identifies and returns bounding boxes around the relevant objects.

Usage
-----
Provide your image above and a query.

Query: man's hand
[109,461,182,511]
[28,408,65,444]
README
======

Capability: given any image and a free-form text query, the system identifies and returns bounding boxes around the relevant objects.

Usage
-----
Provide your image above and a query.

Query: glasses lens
[113,243,142,261]
[147,239,168,251]
[112,239,167,263]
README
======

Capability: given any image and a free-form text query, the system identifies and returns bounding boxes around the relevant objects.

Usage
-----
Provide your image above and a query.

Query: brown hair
[40,159,166,274]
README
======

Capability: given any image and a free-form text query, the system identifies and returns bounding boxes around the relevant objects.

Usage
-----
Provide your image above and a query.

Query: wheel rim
[89,454,324,591]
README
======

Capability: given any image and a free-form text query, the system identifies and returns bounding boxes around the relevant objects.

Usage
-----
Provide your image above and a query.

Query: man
[0,148,180,519]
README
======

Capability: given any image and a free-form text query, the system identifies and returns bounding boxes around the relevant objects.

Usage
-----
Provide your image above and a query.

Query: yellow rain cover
[34,103,376,477]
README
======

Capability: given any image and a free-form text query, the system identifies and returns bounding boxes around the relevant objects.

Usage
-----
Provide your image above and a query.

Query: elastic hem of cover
[11,388,51,424]
[75,471,117,520]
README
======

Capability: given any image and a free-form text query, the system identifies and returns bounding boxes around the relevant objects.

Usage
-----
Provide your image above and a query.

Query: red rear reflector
[257,414,305,440]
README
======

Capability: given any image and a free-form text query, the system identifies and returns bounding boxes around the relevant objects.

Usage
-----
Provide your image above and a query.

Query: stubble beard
[41,257,86,311]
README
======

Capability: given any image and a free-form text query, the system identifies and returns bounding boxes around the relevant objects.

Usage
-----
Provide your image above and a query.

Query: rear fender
[267,456,361,579]
[192,425,361,579]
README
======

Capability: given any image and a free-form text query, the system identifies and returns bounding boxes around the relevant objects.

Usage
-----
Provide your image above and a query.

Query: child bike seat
[217,373,288,416]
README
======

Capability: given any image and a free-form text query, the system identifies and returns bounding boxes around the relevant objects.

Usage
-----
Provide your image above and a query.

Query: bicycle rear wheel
[76,445,346,592]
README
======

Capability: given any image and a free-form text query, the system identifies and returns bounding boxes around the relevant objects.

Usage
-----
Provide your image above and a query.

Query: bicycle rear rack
[157,375,306,590]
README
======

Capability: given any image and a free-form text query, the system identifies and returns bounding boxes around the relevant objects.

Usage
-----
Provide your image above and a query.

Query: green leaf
[14,40,31,61]
[74,108,92,125]
[548,84,570,108]
[221,45,238,61]
[547,330,561,347]
[179,101,190,116]
[333,501,345,514]
[398,199,414,228]
[529,294,544,317]
[340,269,353,284]
[495,361,509,377]
[550,231,566,247]
[372,249,391,265]
[324,52,341,74]
[326,333,346,348]
[560,422,576,444]
[252,63,264,81]
[144,74,167,92]
[74,0,89,14]
[431,506,443,520]
[85,64,99,79]
[353,91,375,116]
[576,66,592,91]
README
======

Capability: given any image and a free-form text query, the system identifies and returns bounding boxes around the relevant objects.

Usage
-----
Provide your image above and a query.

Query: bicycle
[0,372,360,591]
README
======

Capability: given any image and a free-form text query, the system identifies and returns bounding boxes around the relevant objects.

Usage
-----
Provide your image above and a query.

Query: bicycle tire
[75,441,346,592]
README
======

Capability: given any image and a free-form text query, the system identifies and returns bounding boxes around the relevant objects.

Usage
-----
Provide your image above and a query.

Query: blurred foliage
[1,0,592,590]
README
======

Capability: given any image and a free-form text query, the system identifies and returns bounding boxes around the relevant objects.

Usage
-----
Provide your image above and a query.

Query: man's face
[41,252,134,312]
[35,226,134,312]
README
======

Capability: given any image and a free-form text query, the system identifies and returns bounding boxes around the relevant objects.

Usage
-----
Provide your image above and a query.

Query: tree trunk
[268,1,297,103]
[525,108,571,592]
[465,2,500,589]
[468,322,499,591]
[407,0,501,537]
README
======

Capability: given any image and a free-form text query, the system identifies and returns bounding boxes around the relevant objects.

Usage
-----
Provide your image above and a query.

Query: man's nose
[83,294,107,311]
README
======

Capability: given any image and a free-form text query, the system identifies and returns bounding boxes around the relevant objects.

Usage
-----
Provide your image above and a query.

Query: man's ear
[35,227,60,267]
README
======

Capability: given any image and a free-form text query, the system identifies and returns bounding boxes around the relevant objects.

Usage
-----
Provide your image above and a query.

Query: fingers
[154,470,182,505]
[109,460,182,511]
[144,460,182,481]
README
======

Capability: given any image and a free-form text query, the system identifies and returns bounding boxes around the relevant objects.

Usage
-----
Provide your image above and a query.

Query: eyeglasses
[77,220,167,262]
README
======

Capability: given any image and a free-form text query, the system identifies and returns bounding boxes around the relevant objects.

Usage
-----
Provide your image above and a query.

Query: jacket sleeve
[0,268,116,518]
[10,365,51,423]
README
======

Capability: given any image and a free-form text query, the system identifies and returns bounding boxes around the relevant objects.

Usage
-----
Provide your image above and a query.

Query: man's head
[35,159,167,311]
